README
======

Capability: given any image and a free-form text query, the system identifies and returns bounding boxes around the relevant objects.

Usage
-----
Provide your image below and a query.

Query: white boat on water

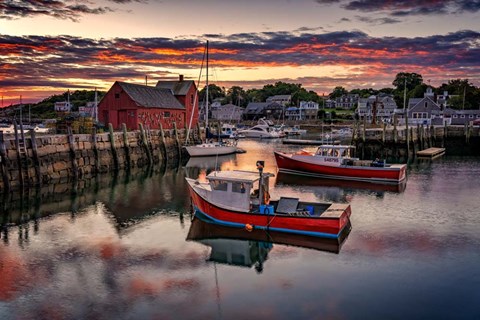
[283,125,307,135]
[185,140,238,157]
[238,118,281,139]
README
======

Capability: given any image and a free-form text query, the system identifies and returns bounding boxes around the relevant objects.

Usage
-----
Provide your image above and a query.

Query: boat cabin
[206,170,274,212]
[315,145,355,158]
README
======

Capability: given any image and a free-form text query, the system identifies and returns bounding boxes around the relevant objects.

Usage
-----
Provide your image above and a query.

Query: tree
[329,86,348,99]
[437,79,479,109]
[199,84,225,102]
[226,86,247,107]
[392,72,423,92]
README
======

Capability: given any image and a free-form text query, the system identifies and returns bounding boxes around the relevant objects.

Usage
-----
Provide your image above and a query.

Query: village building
[336,94,359,109]
[211,104,244,122]
[98,81,186,130]
[266,95,291,106]
[156,75,199,127]
[243,102,284,120]
[356,95,397,124]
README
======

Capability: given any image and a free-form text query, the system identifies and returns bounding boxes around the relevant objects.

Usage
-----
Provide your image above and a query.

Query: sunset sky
[1,0,480,105]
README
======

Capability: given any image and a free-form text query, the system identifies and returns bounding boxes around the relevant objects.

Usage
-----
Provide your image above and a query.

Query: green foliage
[392,72,423,91]
[329,86,348,99]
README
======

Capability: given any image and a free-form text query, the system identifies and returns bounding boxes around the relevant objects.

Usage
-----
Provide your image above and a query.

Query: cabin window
[164,111,171,118]
[115,93,120,99]
[212,180,228,191]
[424,102,428,108]
[232,182,247,194]
[190,94,194,105]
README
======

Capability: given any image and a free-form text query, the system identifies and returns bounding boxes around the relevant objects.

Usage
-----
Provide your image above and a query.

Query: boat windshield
[316,146,352,157]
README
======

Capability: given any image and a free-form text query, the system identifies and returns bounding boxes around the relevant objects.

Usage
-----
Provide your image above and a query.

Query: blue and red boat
[186,161,352,239]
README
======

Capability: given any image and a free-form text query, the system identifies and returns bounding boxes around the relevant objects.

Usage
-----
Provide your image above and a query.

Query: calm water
[1,140,479,320]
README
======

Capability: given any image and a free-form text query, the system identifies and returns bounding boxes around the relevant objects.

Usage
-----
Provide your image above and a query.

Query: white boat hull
[185,143,238,157]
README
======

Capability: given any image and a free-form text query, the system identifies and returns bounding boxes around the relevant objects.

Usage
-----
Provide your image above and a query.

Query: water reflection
[0,163,191,243]
[276,172,407,195]
[187,217,351,260]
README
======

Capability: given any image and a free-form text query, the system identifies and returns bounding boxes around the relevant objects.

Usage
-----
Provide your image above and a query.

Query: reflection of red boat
[276,172,407,193]
[187,217,351,254]
[274,145,407,184]
[186,161,352,239]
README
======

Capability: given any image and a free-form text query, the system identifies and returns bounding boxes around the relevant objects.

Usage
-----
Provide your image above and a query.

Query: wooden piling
[362,117,366,142]
[382,122,386,143]
[121,123,131,168]
[139,123,152,166]
[405,113,410,157]
[92,128,100,173]
[108,123,119,171]
[173,122,181,160]
[0,132,11,192]
[393,114,398,143]
[67,126,79,180]
[29,130,41,185]
[159,123,167,161]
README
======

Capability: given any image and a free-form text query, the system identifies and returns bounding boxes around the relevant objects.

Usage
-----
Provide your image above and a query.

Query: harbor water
[0,139,479,319]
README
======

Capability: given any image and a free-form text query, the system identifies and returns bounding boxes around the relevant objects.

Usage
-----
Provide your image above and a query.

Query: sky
[1,0,480,105]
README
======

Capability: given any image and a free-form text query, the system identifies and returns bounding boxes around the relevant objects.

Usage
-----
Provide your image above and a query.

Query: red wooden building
[156,75,199,128]
[98,80,197,130]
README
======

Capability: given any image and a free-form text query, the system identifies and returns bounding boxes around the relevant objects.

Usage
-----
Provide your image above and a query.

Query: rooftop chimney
[179,74,184,81]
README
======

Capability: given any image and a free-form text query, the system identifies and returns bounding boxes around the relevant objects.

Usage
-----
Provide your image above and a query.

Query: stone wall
[0,125,200,193]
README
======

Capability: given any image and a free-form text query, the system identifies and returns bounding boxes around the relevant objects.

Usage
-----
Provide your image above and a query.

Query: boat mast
[206,40,209,130]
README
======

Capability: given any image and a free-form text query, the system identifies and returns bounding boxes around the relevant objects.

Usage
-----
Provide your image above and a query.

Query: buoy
[245,224,253,232]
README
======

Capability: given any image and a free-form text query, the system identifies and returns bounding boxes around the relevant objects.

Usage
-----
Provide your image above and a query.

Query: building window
[115,93,120,99]
[164,111,171,118]
[190,94,194,105]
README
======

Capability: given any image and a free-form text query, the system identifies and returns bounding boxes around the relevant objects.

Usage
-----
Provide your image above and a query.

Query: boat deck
[255,198,336,218]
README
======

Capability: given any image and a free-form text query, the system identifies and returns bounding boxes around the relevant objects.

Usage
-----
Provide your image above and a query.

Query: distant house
[299,101,319,120]
[211,104,244,122]
[54,101,72,112]
[266,95,291,106]
[98,81,185,130]
[156,75,199,127]
[243,102,283,120]
[406,95,441,125]
[357,95,397,124]
[336,94,359,109]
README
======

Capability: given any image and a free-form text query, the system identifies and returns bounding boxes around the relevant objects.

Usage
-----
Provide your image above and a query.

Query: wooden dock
[417,147,445,159]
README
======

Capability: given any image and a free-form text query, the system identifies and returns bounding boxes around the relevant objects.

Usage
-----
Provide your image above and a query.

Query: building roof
[245,102,269,114]
[155,80,195,96]
[118,82,184,109]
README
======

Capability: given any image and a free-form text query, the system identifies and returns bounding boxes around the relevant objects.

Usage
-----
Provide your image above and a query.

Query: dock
[417,147,445,159]
[282,138,340,145]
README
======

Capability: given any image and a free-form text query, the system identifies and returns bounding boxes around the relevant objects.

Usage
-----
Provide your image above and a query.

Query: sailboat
[185,41,239,157]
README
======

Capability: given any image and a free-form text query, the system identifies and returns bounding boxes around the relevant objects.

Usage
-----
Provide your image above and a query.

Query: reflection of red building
[98,81,194,130]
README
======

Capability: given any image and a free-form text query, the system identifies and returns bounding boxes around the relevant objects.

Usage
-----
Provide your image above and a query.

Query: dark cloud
[356,15,402,25]
[317,0,480,16]
[0,0,141,21]
[1,29,479,99]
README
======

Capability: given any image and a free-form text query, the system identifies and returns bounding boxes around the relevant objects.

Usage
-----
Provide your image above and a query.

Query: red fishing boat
[274,145,406,184]
[186,161,352,239]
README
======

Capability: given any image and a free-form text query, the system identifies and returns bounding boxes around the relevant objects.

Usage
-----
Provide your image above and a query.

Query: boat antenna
[185,41,207,144]
[256,160,264,205]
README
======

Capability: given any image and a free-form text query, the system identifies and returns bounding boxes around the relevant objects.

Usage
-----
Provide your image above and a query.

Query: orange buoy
[245,224,253,232]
